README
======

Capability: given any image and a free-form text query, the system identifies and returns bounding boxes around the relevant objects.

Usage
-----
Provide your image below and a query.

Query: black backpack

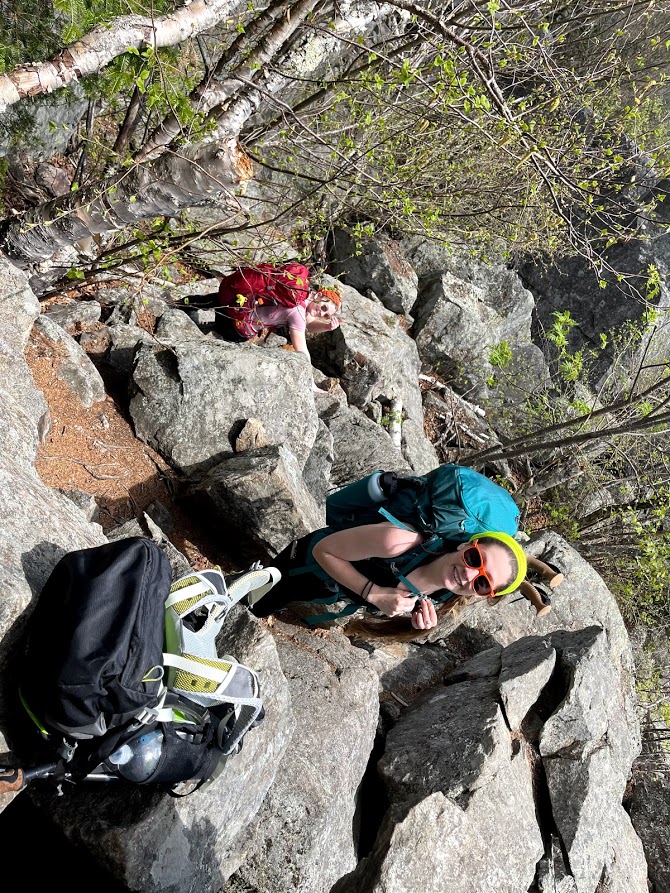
[9,537,279,796]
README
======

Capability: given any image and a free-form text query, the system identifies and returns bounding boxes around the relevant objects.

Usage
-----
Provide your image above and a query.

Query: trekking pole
[519,580,552,618]
[526,555,564,589]
[0,761,63,794]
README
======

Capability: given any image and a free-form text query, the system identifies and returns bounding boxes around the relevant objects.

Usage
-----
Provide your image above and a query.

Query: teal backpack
[326,464,520,544]
[294,464,520,625]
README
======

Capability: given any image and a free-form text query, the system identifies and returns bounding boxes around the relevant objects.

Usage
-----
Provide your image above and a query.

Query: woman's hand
[411,598,438,631]
[367,586,419,618]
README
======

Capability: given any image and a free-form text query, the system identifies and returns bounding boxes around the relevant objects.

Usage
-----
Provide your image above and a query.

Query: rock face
[333,626,646,893]
[329,228,419,316]
[222,621,379,893]
[0,236,659,893]
[309,279,424,424]
[399,237,551,423]
[410,270,548,416]
[129,339,320,475]
[0,257,106,773]
[33,314,106,408]
[192,443,325,559]
[518,232,670,385]
[629,762,670,893]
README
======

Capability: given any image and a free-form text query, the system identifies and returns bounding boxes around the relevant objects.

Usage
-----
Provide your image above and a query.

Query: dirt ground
[25,321,230,573]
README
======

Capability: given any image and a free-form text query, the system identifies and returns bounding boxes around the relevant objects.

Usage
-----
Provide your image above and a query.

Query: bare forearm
[311,524,424,607]
[312,551,368,597]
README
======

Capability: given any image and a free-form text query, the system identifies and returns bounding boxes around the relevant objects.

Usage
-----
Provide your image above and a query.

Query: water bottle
[111,730,164,782]
[367,472,386,503]
[108,744,133,767]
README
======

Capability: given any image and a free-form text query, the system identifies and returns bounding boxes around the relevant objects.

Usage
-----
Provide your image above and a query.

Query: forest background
[1,0,669,758]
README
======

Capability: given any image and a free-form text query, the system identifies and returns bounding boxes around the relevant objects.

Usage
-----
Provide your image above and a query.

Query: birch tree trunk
[0,0,240,113]
[0,139,252,264]
[136,0,298,161]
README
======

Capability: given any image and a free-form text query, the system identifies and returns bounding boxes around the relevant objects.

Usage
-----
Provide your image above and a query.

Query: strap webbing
[377,507,415,530]
[162,652,235,685]
[165,579,214,608]
[396,574,423,597]
[304,602,362,626]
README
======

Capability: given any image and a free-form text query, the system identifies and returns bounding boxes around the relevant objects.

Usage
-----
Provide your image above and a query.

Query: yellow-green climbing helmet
[469,531,527,595]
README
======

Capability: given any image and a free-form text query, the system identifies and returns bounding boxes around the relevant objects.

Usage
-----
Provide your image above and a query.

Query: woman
[212,263,343,393]
[249,522,527,634]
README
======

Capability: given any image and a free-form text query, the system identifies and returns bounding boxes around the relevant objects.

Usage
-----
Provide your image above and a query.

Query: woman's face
[307,297,337,318]
[437,542,513,597]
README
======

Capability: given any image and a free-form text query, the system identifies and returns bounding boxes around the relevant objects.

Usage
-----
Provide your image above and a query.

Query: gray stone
[0,386,42,473]
[400,416,440,474]
[44,300,102,330]
[155,307,206,342]
[0,257,49,436]
[167,279,221,300]
[629,764,670,893]
[107,322,154,374]
[234,418,269,453]
[334,792,509,893]
[222,621,379,893]
[97,284,169,320]
[445,645,503,682]
[79,327,111,360]
[144,499,175,535]
[518,236,670,385]
[309,278,423,423]
[499,636,556,731]
[57,488,99,523]
[537,836,578,893]
[33,314,106,408]
[379,677,510,806]
[370,640,463,706]
[320,401,411,489]
[129,340,319,476]
[0,85,88,161]
[341,688,542,893]
[540,627,642,893]
[301,418,334,508]
[599,805,648,893]
[330,229,418,316]
[410,271,548,415]
[188,308,217,327]
[193,444,325,559]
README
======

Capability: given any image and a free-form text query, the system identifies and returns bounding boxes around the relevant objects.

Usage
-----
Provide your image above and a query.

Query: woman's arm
[312,523,425,617]
[305,315,341,333]
[288,326,327,393]
[287,326,310,359]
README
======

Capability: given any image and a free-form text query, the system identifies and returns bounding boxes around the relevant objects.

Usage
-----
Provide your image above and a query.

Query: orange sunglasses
[462,541,496,597]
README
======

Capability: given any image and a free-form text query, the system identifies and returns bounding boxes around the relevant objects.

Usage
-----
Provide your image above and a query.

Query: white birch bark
[0,138,252,264]
[388,396,403,449]
[136,0,297,161]
[0,0,241,114]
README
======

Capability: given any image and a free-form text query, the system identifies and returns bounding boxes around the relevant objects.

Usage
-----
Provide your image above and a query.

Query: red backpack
[216,262,311,338]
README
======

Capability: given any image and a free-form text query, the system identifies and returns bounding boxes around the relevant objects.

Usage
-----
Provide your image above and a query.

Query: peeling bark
[0,0,240,113]
[0,138,252,264]
[137,0,298,161]
[139,0,321,160]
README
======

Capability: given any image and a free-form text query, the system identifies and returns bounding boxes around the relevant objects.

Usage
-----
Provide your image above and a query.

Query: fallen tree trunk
[0,138,252,264]
[0,0,240,114]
